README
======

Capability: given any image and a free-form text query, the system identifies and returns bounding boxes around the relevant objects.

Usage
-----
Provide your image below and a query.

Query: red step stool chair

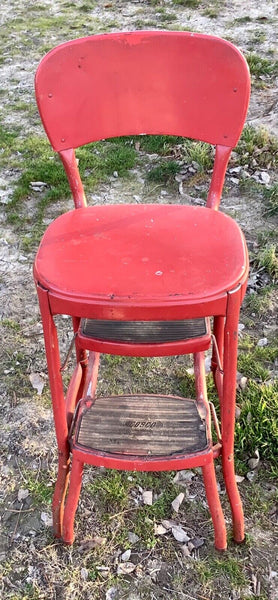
[34,31,250,548]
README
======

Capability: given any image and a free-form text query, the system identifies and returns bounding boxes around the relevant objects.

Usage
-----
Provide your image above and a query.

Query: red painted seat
[35,204,247,312]
[34,31,250,548]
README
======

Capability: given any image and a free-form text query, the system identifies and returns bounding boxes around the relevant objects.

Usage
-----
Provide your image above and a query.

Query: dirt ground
[0,1,277,599]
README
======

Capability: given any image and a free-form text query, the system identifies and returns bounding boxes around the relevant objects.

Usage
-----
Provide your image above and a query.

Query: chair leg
[37,285,71,538]
[202,462,227,551]
[221,289,244,543]
[52,452,71,538]
[62,458,84,544]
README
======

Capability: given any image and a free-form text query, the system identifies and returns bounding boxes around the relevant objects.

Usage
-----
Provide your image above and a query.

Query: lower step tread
[75,394,208,457]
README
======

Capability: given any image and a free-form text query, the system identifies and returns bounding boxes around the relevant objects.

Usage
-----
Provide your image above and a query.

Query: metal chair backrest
[35,31,250,152]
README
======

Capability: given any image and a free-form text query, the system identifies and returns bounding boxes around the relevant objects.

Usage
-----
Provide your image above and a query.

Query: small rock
[236,372,248,390]
[171,526,190,543]
[229,166,241,174]
[113,171,118,178]
[205,355,212,373]
[18,488,29,502]
[106,587,119,600]
[161,519,177,530]
[235,474,245,483]
[235,404,241,419]
[257,337,268,347]
[230,177,240,184]
[142,490,153,506]
[40,512,53,527]
[121,549,131,562]
[248,449,260,470]
[29,372,45,395]
[260,171,270,184]
[117,562,136,575]
[80,567,88,581]
[30,181,48,191]
[246,471,257,482]
[173,470,195,484]
[154,524,167,536]
[128,532,139,544]
[238,323,245,333]
[78,536,107,551]
[181,544,191,557]
[171,493,185,512]
[189,537,205,549]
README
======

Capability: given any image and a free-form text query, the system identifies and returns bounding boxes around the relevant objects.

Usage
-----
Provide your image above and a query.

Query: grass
[243,286,275,317]
[147,160,181,184]
[4,133,136,247]
[246,53,278,83]
[235,380,278,465]
[196,555,247,588]
[256,243,278,279]
[263,183,278,216]
[22,473,53,506]
[235,125,278,168]
[86,470,179,549]
[183,140,213,171]
[172,0,200,6]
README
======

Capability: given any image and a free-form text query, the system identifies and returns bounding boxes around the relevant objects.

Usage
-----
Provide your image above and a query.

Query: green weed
[257,244,278,279]
[243,286,275,317]
[22,472,53,506]
[235,125,278,168]
[183,140,213,171]
[1,318,21,331]
[172,0,200,7]
[235,380,278,464]
[263,183,278,216]
[136,134,183,155]
[246,53,278,80]
[147,160,180,184]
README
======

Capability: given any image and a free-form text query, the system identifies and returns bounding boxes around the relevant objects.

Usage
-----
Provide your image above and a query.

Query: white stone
[171,492,185,512]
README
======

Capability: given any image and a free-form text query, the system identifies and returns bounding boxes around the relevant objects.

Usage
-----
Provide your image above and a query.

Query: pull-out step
[80,318,209,344]
[74,394,208,457]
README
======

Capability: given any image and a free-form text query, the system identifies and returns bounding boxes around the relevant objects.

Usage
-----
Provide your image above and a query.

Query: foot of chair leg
[52,452,70,539]
[62,458,84,544]
[222,457,244,543]
[202,462,227,551]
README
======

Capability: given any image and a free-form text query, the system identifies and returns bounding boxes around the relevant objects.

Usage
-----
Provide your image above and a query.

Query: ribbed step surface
[76,394,208,456]
[80,318,208,344]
